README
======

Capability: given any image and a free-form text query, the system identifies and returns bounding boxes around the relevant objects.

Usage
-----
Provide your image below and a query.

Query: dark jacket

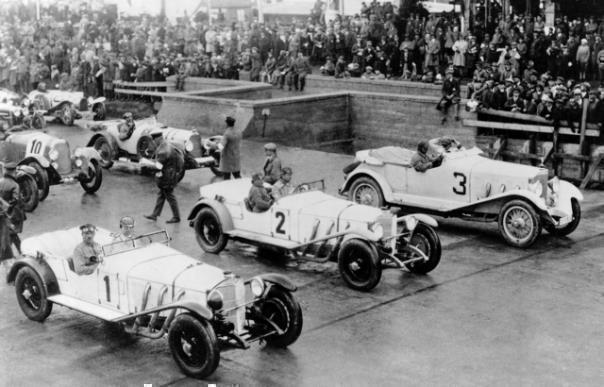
[155,142,185,189]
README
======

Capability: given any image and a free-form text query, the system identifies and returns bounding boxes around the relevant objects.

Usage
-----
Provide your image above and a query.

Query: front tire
[60,104,75,126]
[31,113,45,129]
[27,161,50,202]
[260,286,303,348]
[17,173,39,212]
[348,177,385,207]
[15,266,53,322]
[93,136,115,169]
[194,207,228,254]
[498,200,541,248]
[168,313,220,379]
[401,223,441,274]
[337,239,382,291]
[80,160,103,193]
[93,103,106,121]
[544,198,581,237]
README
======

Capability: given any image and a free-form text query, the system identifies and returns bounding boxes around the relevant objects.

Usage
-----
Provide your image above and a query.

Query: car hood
[200,178,252,203]
[467,155,544,179]
[109,244,226,292]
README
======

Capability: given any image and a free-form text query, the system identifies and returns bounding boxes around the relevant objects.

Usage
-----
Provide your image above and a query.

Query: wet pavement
[1,120,604,386]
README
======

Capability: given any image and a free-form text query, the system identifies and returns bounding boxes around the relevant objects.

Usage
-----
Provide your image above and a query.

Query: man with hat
[248,173,273,213]
[504,87,526,112]
[411,141,443,172]
[118,112,136,141]
[218,116,241,180]
[262,142,282,184]
[437,68,460,124]
[72,224,103,275]
[0,162,25,260]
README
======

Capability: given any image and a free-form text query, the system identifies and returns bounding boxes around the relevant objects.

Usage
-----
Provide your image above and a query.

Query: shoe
[455,116,460,121]
[166,218,181,224]
[144,215,157,221]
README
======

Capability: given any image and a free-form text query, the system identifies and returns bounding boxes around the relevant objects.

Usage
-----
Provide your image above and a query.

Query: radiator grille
[214,279,246,335]
[53,142,72,174]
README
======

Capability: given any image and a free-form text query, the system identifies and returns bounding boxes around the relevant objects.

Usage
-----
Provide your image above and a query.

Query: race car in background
[340,139,583,248]
[28,86,106,126]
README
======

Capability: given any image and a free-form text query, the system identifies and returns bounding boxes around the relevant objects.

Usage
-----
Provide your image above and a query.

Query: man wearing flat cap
[262,142,282,184]
[218,116,242,180]
[0,162,25,260]
[73,224,103,275]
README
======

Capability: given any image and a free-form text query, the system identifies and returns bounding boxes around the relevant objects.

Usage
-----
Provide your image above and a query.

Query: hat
[120,216,135,228]
[225,116,235,126]
[445,67,454,75]
[79,224,97,233]
[3,161,17,170]
[264,142,277,151]
[123,112,133,119]
[541,94,553,103]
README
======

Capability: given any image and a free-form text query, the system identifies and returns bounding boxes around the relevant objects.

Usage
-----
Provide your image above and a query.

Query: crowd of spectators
[1,0,604,125]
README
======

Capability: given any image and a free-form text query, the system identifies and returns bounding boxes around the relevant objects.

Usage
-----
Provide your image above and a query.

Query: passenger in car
[262,143,282,184]
[272,167,294,200]
[111,216,137,242]
[73,224,103,275]
[411,140,444,172]
[117,112,136,141]
[248,173,273,212]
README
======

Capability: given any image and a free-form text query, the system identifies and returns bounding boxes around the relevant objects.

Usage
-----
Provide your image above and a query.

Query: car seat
[243,197,254,212]
[66,257,75,272]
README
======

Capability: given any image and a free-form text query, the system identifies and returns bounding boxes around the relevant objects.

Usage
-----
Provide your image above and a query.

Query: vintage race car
[2,130,103,200]
[7,228,303,379]
[339,139,583,248]
[28,89,106,126]
[87,117,222,178]
[0,89,45,129]
[188,178,442,291]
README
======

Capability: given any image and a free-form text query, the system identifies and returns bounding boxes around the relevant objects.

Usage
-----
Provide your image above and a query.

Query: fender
[558,180,583,201]
[342,166,395,203]
[74,146,102,161]
[19,155,50,169]
[187,198,234,232]
[111,300,213,322]
[47,100,73,115]
[87,132,118,154]
[451,190,549,215]
[6,256,60,296]
[257,273,297,292]
[17,165,37,176]
[401,213,439,228]
[90,97,106,105]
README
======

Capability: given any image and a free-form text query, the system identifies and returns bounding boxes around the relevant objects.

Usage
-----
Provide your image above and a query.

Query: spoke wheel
[168,314,220,379]
[259,287,303,348]
[337,239,382,291]
[194,207,227,254]
[348,177,384,207]
[400,223,441,274]
[544,198,581,237]
[15,266,52,322]
[17,173,39,212]
[498,200,541,248]
[93,136,114,168]
[80,160,103,193]
[61,104,74,126]
[27,161,49,202]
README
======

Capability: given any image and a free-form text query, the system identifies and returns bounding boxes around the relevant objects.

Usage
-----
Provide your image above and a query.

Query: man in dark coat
[218,116,242,179]
[0,162,25,260]
[144,139,184,223]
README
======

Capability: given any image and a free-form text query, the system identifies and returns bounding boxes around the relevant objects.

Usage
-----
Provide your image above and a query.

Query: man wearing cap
[118,112,136,141]
[145,137,184,223]
[218,116,241,180]
[0,162,25,260]
[411,141,443,173]
[438,68,460,124]
[111,216,137,242]
[248,173,273,213]
[262,142,282,184]
[73,224,103,275]
[272,167,295,200]
[504,88,526,112]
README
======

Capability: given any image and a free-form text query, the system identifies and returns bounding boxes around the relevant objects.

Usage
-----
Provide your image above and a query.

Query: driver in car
[411,140,443,172]
[118,112,136,141]
[73,224,103,275]
[248,173,273,212]
[271,167,294,200]
[429,136,463,153]
[111,216,137,242]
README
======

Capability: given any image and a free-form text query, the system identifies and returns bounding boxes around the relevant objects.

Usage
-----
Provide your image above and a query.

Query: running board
[227,230,299,250]
[48,294,125,321]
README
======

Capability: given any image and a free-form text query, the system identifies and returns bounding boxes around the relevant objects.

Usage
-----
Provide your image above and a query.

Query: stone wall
[305,75,469,98]
[183,84,272,100]
[349,92,475,151]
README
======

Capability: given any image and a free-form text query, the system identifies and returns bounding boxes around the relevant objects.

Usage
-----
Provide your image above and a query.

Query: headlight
[207,289,223,310]
[250,277,265,297]
[185,140,194,152]
[14,109,22,117]
[529,181,542,196]
[22,98,30,106]
[549,177,560,193]
[49,149,59,161]
[74,148,83,157]
[405,216,418,232]
[155,161,163,170]
[75,158,83,167]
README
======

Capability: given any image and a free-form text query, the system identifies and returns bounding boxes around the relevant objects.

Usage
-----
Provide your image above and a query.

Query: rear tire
[31,113,45,129]
[337,239,382,291]
[348,177,384,207]
[15,266,53,322]
[27,161,49,202]
[60,104,75,126]
[93,103,106,121]
[260,287,303,348]
[93,136,114,169]
[80,160,103,193]
[194,207,228,254]
[168,313,220,379]
[17,173,39,212]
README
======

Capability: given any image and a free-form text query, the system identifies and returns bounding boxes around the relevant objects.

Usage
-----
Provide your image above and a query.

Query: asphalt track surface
[1,121,604,387]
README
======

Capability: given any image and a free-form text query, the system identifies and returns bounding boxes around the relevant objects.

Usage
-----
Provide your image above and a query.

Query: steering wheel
[293,184,310,194]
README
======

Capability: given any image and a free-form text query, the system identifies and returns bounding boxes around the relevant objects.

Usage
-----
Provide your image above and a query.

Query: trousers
[151,187,180,219]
